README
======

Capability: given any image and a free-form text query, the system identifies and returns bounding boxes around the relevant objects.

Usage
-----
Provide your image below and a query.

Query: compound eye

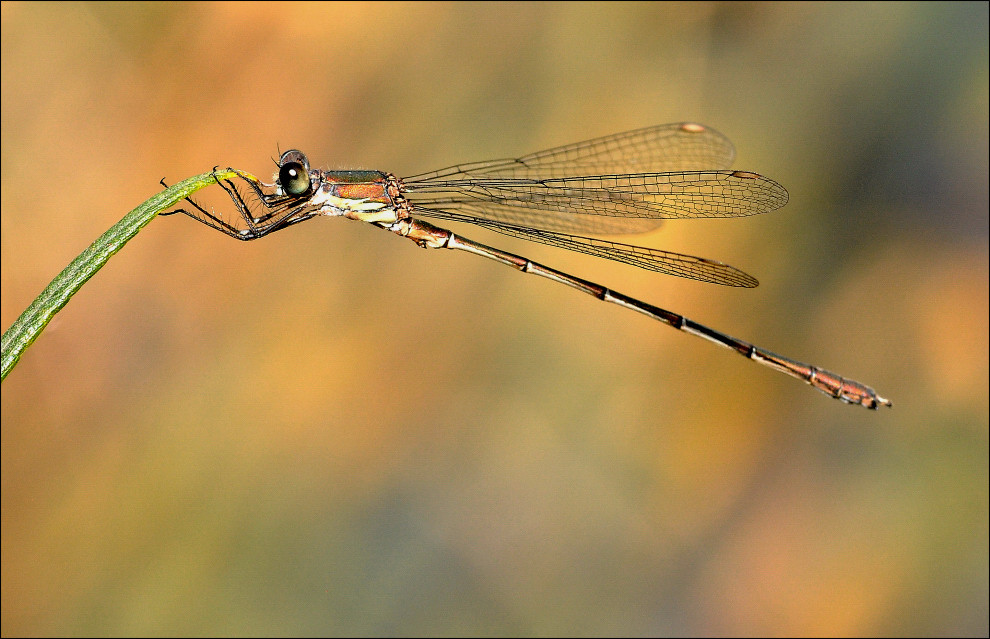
[279,160,311,197]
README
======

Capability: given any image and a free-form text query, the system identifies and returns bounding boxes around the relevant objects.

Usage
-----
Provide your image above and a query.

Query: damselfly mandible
[162,123,891,409]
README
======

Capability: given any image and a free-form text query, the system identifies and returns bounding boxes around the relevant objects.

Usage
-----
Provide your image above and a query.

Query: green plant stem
[1,169,243,381]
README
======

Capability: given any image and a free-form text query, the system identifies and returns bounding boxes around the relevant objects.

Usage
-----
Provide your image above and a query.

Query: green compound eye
[279,161,311,197]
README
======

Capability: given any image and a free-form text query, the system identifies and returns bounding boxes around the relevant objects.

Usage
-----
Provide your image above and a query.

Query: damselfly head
[277,150,312,197]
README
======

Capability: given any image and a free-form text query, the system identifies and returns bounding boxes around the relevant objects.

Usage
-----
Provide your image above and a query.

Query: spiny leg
[161,169,317,240]
[228,168,289,213]
[213,172,270,237]
[215,170,312,235]
[159,177,251,239]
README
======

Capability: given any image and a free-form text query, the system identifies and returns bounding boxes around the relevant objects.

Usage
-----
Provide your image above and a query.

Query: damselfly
[162,123,891,409]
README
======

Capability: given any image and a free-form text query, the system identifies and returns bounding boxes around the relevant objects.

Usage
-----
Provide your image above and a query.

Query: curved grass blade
[1,168,246,381]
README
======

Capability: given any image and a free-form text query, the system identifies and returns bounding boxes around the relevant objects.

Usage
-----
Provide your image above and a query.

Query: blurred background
[2,2,986,636]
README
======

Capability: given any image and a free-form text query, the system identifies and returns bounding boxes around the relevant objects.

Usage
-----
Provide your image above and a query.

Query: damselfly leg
[162,163,317,239]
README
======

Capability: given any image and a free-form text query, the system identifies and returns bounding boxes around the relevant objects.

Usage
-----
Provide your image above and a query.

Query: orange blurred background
[2,2,986,635]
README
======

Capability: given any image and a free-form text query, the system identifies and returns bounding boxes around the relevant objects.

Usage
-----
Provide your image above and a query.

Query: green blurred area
[2,2,986,636]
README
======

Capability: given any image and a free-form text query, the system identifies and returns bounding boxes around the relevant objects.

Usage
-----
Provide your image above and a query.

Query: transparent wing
[414,208,759,287]
[404,170,789,222]
[403,123,736,181]
[411,201,666,235]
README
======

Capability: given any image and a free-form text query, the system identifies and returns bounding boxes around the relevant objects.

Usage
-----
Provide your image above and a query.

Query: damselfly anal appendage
[163,123,891,409]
